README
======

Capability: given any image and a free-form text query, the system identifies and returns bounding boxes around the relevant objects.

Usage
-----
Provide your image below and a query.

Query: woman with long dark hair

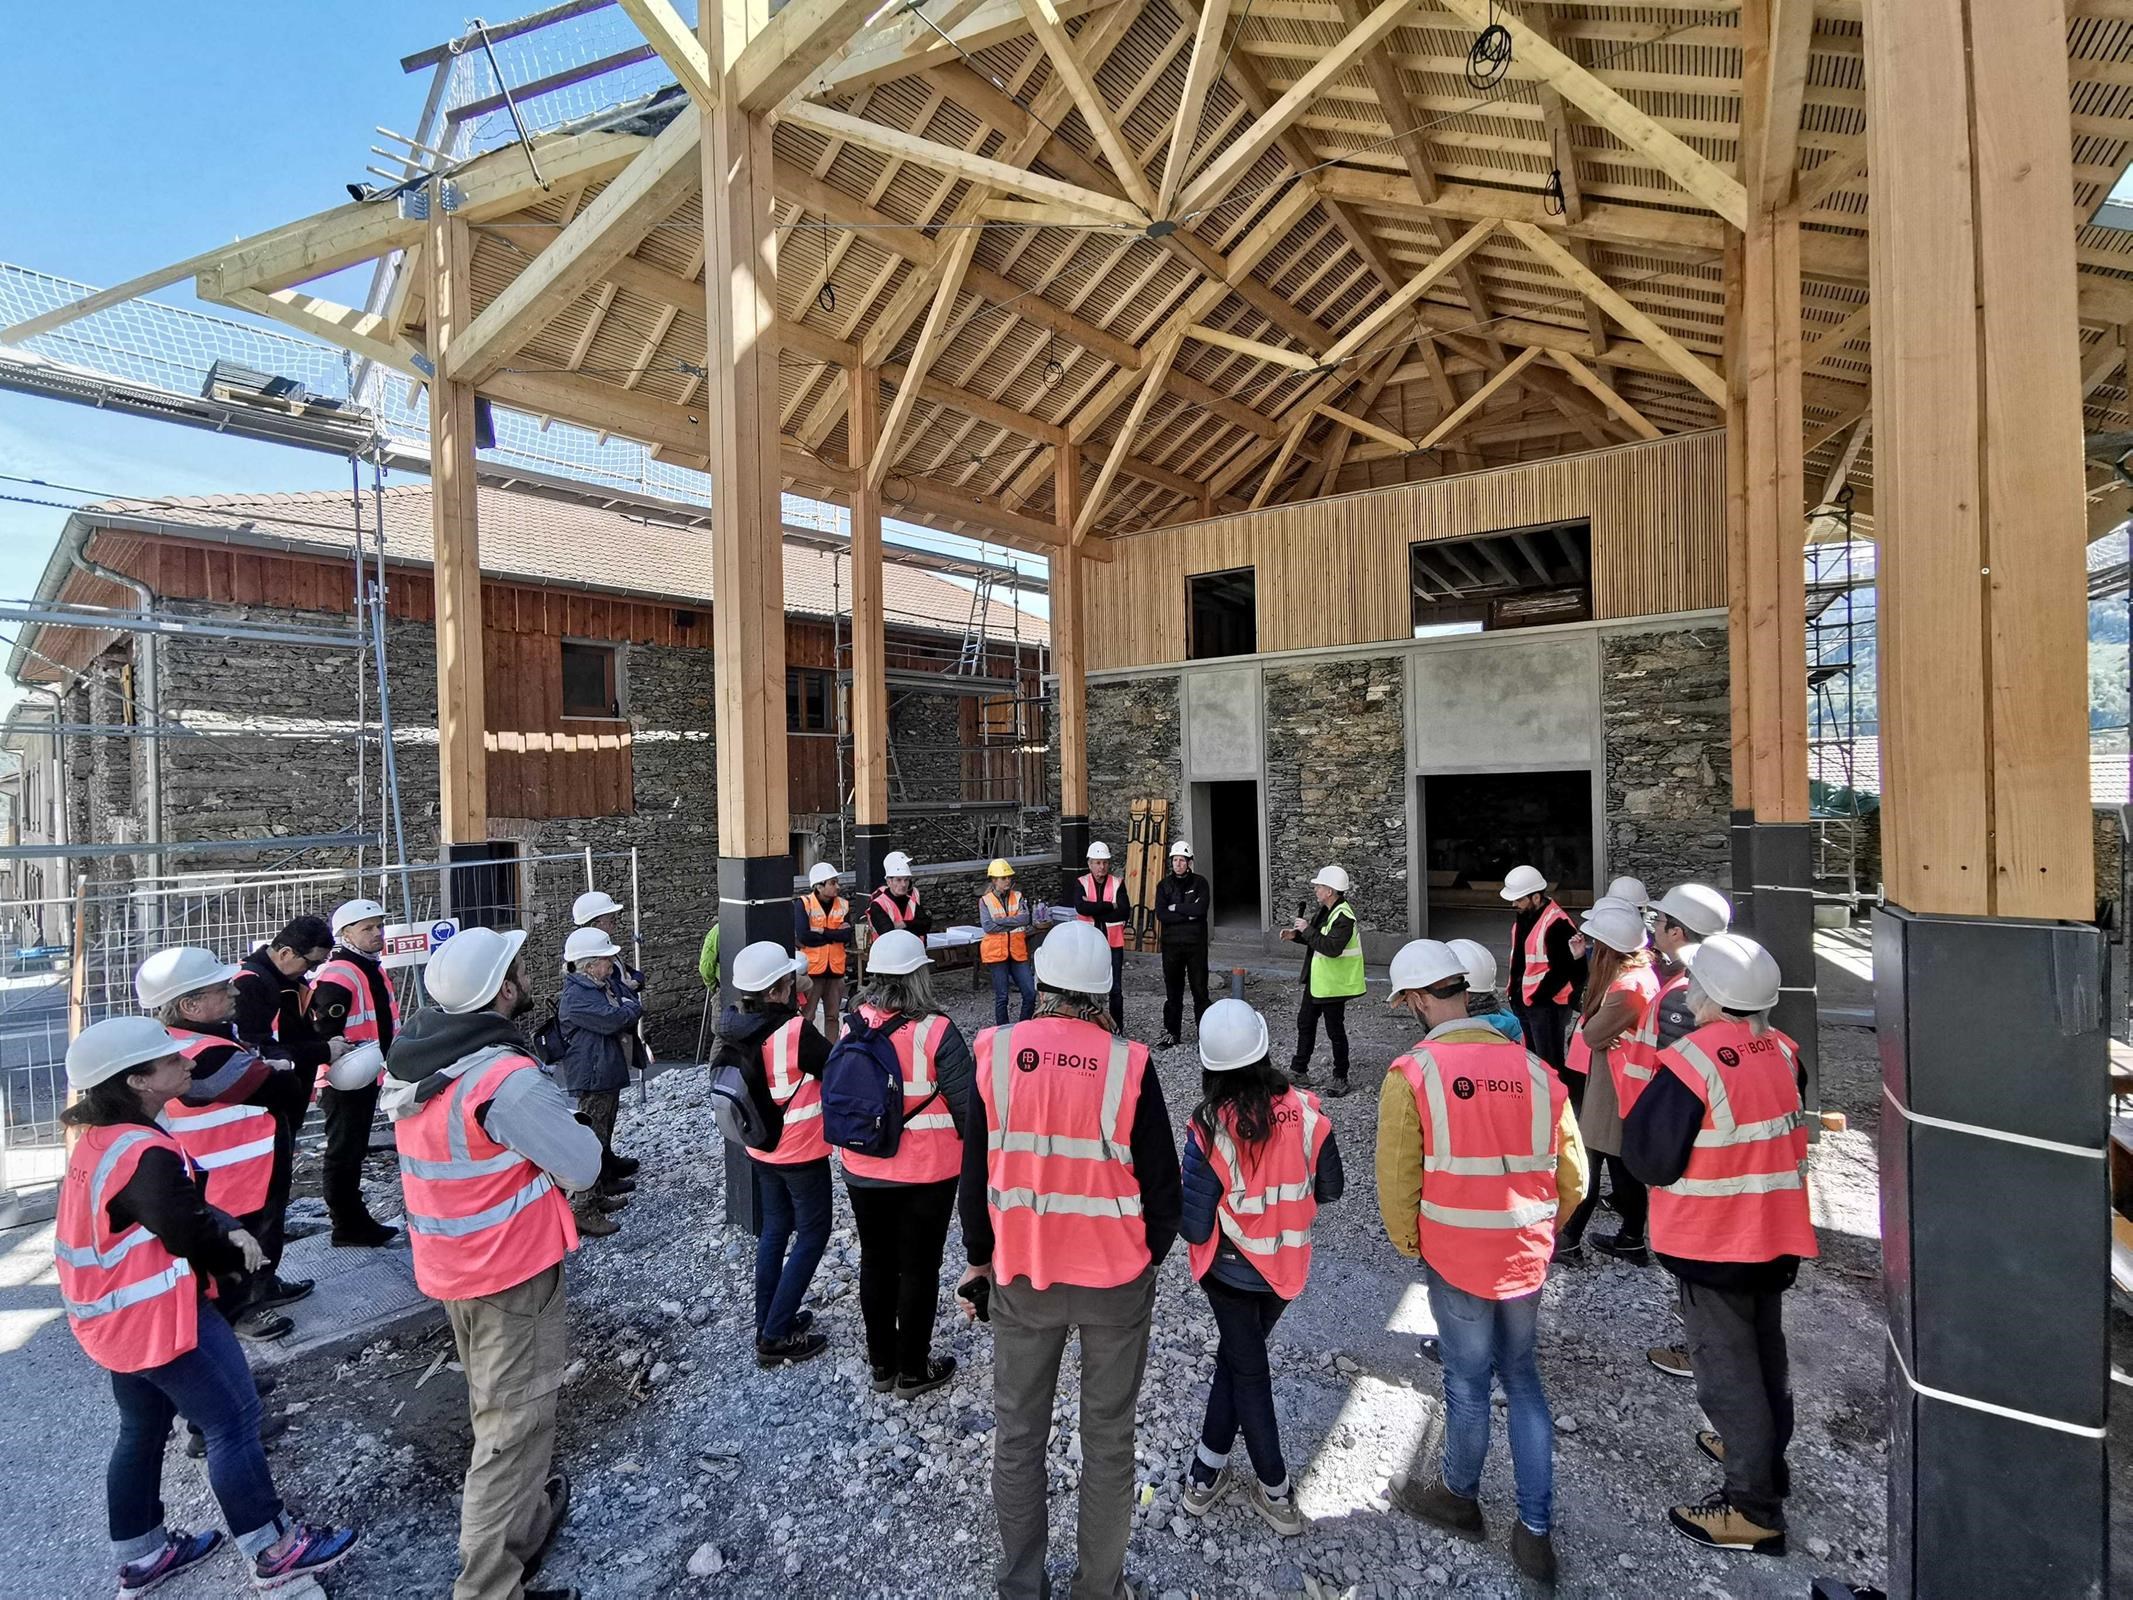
[1178,999,1344,1537]
[1557,901,1661,1263]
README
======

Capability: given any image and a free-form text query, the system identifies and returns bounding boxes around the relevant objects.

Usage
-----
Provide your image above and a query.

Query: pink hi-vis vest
[392,1049,580,1301]
[1394,1037,1567,1301]
[1187,1088,1330,1300]
[1646,1020,1820,1265]
[1517,900,1573,1006]
[162,1030,277,1216]
[870,888,917,928]
[310,953,400,1089]
[1078,874,1125,950]
[977,1017,1150,1291]
[839,1004,962,1185]
[1565,963,1661,1115]
[55,1125,202,1373]
[751,1015,827,1166]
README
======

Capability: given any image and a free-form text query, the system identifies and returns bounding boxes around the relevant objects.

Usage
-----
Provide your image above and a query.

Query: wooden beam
[1804,394,1871,454]
[1158,0,1232,216]
[1017,0,1156,214]
[1074,330,1182,541]
[1250,413,1314,510]
[869,224,982,490]
[1314,403,1414,455]
[426,185,488,844]
[615,0,718,105]
[1546,348,1663,439]
[735,0,881,111]
[1416,346,1544,450]
[1504,220,1729,405]
[848,364,889,827]
[1185,322,1319,372]
[1322,218,1496,364]
[1054,445,1089,821]
[814,0,1122,96]
[1791,140,1867,216]
[1747,0,1816,210]
[1818,411,1871,505]
[216,288,424,380]
[1803,300,1870,369]
[1311,339,1407,494]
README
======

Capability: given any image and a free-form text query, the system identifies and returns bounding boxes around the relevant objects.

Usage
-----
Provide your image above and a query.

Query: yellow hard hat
[987,858,1015,878]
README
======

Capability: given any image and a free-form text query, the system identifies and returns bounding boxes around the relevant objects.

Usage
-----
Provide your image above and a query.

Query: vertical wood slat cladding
[1084,432,1727,670]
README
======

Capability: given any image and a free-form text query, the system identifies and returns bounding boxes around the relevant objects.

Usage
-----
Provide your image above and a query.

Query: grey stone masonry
[1263,655,1408,940]
[1086,674,1181,840]
[1600,622,1733,892]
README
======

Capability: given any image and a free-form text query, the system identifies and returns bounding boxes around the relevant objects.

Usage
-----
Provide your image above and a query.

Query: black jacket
[1152,871,1211,945]
[715,1001,833,1130]
[234,948,329,1076]
[1288,896,1356,985]
[1069,872,1132,936]
[100,1111,246,1283]
[1622,1067,1801,1293]
[170,1018,271,1108]
[864,886,934,939]
[1508,901,1586,1009]
[312,946,398,1053]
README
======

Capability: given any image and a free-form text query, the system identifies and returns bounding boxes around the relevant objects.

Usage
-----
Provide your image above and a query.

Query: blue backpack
[820,1013,939,1158]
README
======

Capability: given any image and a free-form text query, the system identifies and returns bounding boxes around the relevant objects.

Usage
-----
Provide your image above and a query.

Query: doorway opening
[1420,770,1594,943]
[1195,779,1263,928]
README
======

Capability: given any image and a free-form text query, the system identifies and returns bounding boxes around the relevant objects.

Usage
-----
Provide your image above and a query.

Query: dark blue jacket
[1181,1112,1345,1295]
[556,969,643,1093]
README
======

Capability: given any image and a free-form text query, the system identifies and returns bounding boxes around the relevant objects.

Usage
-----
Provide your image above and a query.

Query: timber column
[1054,446,1090,879]
[848,365,892,892]
[704,0,787,1227]
[1866,2,2107,1593]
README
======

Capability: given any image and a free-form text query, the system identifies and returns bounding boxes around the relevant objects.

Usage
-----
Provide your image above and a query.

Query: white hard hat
[67,1016,180,1090]
[1198,999,1269,1072]
[1086,841,1112,861]
[1312,864,1351,894]
[1689,932,1781,1013]
[733,940,805,994]
[1446,937,1498,995]
[332,898,388,937]
[572,890,624,926]
[1034,919,1115,994]
[325,1040,385,1093]
[1578,901,1650,955]
[564,927,621,964]
[425,926,528,1015]
[808,861,841,887]
[1654,882,1733,938]
[1169,841,1194,859]
[866,928,931,976]
[134,946,241,1010]
[1604,876,1651,909]
[882,851,914,878]
[1499,865,1548,901]
[1388,939,1465,998]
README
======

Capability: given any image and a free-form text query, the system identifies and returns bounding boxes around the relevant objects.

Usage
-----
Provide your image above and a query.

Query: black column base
[716,852,797,1235]
[1876,905,2108,1598]
[444,840,520,931]
[1731,814,1820,1115]
[854,822,891,895]
[1060,815,1089,877]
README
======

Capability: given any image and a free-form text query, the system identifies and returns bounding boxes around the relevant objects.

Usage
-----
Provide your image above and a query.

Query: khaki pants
[992,1268,1156,1600]
[444,1263,569,1600]
[808,971,847,1035]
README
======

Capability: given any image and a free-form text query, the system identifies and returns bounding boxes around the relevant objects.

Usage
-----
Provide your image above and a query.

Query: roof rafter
[871,225,983,490]
[1159,0,1233,216]
[1505,220,1729,405]
[614,0,718,106]
[1017,0,1157,214]
[736,0,884,112]
[1076,329,1184,540]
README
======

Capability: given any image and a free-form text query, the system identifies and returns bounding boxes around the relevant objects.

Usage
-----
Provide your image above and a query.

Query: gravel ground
[8,954,2126,1597]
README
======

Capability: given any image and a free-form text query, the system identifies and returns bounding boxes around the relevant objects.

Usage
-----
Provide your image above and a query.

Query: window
[1411,521,1592,637]
[560,641,622,719]
[787,667,834,733]
[1189,567,1257,659]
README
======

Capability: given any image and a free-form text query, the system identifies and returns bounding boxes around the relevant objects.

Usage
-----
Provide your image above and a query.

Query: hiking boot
[117,1528,224,1596]
[574,1207,620,1238]
[253,1276,313,1310]
[792,1308,814,1334]
[1181,1464,1232,1517]
[1647,1345,1693,1380]
[252,1522,359,1589]
[1591,1232,1650,1265]
[232,1306,292,1343]
[1157,1034,1179,1051]
[590,1191,630,1213]
[187,1409,287,1459]
[1695,1431,1791,1496]
[1511,1522,1558,1586]
[526,1590,581,1600]
[869,1365,895,1394]
[756,1330,829,1368]
[599,1175,638,1197]
[609,1153,641,1178]
[1388,1472,1484,1538]
[329,1218,398,1248]
[525,1472,569,1580]
[1667,1490,1785,1555]
[894,1355,957,1399]
[1289,1065,1311,1084]
[1327,1076,1353,1099]
[1550,1234,1584,1265]
[1245,1477,1308,1537]
[251,1372,279,1398]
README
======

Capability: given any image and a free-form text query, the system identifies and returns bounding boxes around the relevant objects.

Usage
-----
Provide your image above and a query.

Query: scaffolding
[1805,504,1878,908]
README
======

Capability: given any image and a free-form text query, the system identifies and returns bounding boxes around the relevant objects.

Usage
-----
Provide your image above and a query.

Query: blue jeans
[1424,1269,1554,1533]
[107,1299,285,1561]
[990,959,1036,1025]
[1197,1278,1290,1489]
[752,1157,832,1340]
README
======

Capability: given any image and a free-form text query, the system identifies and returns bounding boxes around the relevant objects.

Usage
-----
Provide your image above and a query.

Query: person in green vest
[695,922,722,1063]
[1280,865,1365,1097]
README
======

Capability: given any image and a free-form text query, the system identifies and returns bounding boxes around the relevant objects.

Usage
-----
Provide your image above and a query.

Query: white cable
[1881,1085,2103,1160]
[1887,1331,2106,1439]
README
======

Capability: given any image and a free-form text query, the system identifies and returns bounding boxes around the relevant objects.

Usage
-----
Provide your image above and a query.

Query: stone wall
[1263,654,1408,941]
[1086,675,1181,846]
[1600,623,1733,891]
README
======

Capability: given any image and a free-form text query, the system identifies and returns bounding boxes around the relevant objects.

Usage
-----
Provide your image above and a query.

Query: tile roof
[1812,737,2130,808]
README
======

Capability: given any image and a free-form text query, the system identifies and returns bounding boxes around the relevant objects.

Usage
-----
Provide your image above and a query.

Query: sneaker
[1416,1334,1441,1364]
[590,1192,630,1213]
[1696,1431,1791,1496]
[253,1276,314,1310]
[252,1522,359,1589]
[1387,1472,1484,1538]
[1158,1034,1178,1051]
[1667,1490,1785,1555]
[1511,1522,1558,1585]
[1245,1477,1308,1537]
[792,1308,814,1334]
[756,1331,829,1368]
[1289,1065,1311,1083]
[869,1365,895,1394]
[232,1307,292,1343]
[117,1528,224,1596]
[187,1409,288,1459]
[1181,1464,1232,1517]
[1647,1345,1694,1380]
[574,1208,620,1238]
[1591,1232,1650,1265]
[1327,1076,1353,1099]
[894,1356,957,1398]
[330,1219,398,1248]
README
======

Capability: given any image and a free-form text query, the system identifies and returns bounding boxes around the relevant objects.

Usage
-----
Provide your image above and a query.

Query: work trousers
[1515,1000,1574,1081]
[752,1157,832,1341]
[318,1078,384,1232]
[990,959,1038,1026]
[1161,941,1210,1040]
[1677,1278,1794,1528]
[256,1066,312,1273]
[573,1089,623,1200]
[1423,1269,1554,1534]
[444,1262,570,1600]
[992,1267,1157,1600]
[846,1177,958,1379]
[107,1301,285,1564]
[1105,946,1125,1031]
[1559,1154,1647,1247]
[1196,1277,1290,1490]
[807,971,848,1037]
[1290,994,1349,1080]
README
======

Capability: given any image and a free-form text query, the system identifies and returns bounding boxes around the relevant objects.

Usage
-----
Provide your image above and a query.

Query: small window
[560,641,622,719]
[1412,522,1592,637]
[1189,567,1257,659]
[787,667,834,733]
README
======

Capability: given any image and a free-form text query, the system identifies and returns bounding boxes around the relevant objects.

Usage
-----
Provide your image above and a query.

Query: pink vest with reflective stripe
[1187,1088,1329,1300]
[1078,874,1125,949]
[977,1017,1150,1291]
[1394,1037,1567,1301]
[870,888,916,928]
[751,1015,827,1166]
[1565,964,1661,1111]
[310,954,398,1089]
[1517,901,1573,1005]
[162,1030,276,1216]
[55,1125,201,1373]
[839,1004,962,1185]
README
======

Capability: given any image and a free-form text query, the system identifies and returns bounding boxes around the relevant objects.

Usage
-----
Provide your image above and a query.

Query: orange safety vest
[977,1017,1150,1291]
[980,891,1030,965]
[804,895,850,977]
[1078,873,1126,950]
[750,1015,828,1166]
[1187,1088,1330,1300]
[1646,1020,1820,1265]
[392,1049,580,1301]
[870,887,917,928]
[54,1125,202,1373]
[1564,964,1661,1114]
[1516,900,1574,1006]
[1393,1036,1567,1301]
[161,1030,277,1217]
[839,1004,962,1185]
[310,953,399,1089]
